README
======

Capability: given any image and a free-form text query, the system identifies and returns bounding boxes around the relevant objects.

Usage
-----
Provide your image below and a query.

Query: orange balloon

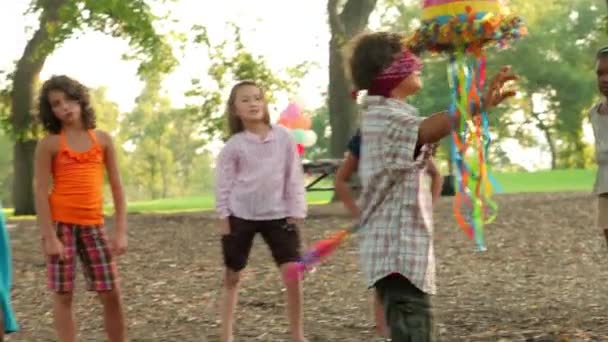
[291,114,311,130]
[278,116,293,128]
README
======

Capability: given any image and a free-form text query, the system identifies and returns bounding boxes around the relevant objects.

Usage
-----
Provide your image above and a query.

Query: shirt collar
[242,124,276,143]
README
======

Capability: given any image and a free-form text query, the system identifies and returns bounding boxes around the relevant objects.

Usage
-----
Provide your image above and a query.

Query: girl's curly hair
[38,75,96,134]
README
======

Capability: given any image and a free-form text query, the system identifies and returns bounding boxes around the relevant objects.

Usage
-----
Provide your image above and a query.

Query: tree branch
[340,0,378,37]
[328,0,344,36]
[10,0,67,135]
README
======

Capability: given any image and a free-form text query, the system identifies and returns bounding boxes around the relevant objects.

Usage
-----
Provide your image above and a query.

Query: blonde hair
[225,80,271,137]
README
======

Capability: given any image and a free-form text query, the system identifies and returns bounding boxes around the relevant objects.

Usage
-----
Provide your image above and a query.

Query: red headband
[352,50,423,99]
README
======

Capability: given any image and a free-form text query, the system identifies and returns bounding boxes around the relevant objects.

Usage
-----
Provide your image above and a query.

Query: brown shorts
[598,194,608,228]
[221,216,301,271]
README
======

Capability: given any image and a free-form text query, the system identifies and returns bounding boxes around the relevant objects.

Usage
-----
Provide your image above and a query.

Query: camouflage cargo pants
[375,274,436,342]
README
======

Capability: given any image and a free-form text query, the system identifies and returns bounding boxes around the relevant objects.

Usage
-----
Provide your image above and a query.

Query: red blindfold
[352,50,423,99]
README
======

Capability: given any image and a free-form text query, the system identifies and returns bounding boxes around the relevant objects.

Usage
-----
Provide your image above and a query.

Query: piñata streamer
[407,0,526,251]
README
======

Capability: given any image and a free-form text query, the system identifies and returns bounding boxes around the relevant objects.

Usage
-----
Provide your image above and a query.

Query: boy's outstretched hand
[483,65,518,110]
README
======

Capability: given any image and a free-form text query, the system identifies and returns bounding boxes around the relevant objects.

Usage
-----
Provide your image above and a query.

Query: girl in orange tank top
[33,75,128,342]
[49,129,105,225]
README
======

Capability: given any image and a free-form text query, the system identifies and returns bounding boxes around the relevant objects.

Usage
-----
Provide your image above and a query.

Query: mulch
[4,192,608,341]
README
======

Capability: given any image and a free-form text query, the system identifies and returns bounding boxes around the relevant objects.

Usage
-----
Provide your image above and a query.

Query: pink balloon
[281,103,301,120]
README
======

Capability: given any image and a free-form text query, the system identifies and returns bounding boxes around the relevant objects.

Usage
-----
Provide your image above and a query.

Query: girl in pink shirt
[215,80,307,342]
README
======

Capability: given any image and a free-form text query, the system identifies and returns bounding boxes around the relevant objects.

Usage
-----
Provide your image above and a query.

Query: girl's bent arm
[334,153,360,218]
[284,142,306,219]
[215,144,237,219]
[34,137,54,239]
[101,131,127,232]
[427,159,443,205]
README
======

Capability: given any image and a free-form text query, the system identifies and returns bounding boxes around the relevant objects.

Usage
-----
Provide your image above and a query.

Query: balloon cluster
[277,102,318,156]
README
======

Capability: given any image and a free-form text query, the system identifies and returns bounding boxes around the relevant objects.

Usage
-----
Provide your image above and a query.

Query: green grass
[122,192,331,214]
[492,169,594,193]
[2,169,596,218]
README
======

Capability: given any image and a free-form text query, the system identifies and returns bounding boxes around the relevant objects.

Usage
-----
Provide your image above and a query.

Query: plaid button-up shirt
[358,96,436,295]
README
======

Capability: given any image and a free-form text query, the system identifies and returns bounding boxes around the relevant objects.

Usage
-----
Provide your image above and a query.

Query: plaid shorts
[46,222,117,292]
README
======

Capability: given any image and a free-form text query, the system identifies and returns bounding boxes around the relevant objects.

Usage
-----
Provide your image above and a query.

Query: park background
[1,0,607,340]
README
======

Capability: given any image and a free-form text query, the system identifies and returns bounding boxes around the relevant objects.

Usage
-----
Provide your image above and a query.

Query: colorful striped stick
[286,225,359,280]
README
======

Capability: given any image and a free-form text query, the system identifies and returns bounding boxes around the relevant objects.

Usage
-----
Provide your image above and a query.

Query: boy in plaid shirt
[347,32,517,341]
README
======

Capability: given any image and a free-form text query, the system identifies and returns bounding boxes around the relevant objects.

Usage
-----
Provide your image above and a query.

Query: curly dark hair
[348,31,404,91]
[597,46,608,60]
[38,75,96,134]
[225,80,271,137]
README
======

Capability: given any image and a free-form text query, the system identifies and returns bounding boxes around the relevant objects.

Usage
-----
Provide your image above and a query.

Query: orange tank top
[49,130,105,225]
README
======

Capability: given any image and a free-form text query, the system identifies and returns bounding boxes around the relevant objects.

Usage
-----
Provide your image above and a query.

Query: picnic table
[302,159,348,192]
[302,159,454,196]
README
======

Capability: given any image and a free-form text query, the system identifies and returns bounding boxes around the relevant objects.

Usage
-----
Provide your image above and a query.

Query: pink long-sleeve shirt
[214,124,307,220]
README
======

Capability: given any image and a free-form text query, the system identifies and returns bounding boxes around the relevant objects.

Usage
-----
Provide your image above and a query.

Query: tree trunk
[160,157,168,199]
[328,40,358,158]
[530,109,557,169]
[11,66,42,215]
[327,0,377,202]
[12,140,37,215]
[162,170,168,198]
[149,156,158,199]
[543,128,557,170]
[10,0,66,215]
[573,137,585,168]
[327,0,378,158]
